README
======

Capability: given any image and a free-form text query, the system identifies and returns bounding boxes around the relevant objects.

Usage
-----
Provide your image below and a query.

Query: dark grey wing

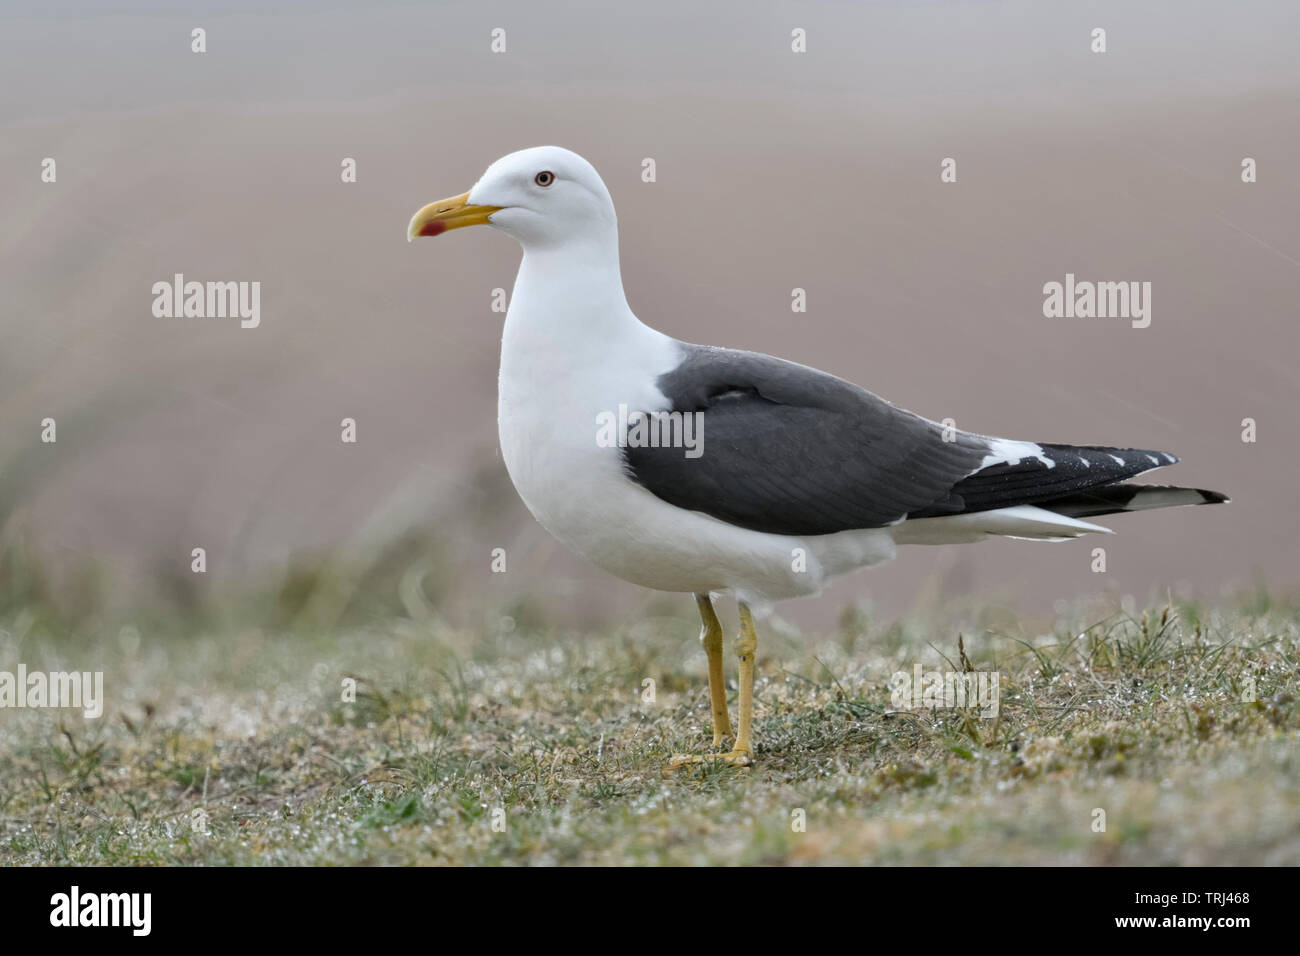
[622,345,993,534]
[623,344,1187,536]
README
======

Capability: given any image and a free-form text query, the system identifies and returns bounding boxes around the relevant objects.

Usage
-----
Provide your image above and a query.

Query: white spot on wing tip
[978,438,1055,472]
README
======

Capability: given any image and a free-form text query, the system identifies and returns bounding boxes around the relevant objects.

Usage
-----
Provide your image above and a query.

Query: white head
[407,146,616,252]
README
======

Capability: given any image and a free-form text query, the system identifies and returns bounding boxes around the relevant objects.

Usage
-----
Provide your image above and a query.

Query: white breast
[495,292,677,569]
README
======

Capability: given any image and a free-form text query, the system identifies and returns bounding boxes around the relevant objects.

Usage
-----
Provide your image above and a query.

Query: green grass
[1,598,1297,865]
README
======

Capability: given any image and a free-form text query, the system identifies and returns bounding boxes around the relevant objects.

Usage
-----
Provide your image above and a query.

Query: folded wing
[624,344,1206,536]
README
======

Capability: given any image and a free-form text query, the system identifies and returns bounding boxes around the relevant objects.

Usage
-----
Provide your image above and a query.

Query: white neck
[502,225,653,361]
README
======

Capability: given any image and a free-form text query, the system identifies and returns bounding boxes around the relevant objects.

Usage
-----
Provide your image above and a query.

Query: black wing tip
[1134,448,1178,467]
[1039,445,1180,468]
[1198,488,1230,505]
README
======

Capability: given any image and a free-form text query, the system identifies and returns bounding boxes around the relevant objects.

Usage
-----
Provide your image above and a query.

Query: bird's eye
[534,171,555,187]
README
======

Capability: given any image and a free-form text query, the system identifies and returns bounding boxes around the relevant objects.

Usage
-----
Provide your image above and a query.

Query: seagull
[408,146,1228,767]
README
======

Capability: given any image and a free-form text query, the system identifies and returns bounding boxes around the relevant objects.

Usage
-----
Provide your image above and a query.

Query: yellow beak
[406,191,502,241]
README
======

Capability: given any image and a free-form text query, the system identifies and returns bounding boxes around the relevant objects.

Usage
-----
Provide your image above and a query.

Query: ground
[1,595,1297,865]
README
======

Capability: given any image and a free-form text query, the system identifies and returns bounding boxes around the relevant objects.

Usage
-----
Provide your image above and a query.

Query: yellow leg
[669,599,756,768]
[732,602,757,759]
[696,593,732,746]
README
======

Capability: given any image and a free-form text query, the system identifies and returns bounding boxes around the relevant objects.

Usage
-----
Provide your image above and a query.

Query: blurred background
[1,0,1297,634]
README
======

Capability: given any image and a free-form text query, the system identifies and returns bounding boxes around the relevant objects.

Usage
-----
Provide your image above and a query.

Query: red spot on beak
[418,220,447,238]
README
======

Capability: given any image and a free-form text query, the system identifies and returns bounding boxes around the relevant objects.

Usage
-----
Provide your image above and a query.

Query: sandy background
[1,0,1297,630]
